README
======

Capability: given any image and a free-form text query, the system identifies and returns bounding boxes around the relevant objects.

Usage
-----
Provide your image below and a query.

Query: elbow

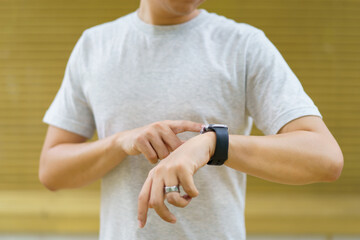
[323,148,344,182]
[38,164,59,192]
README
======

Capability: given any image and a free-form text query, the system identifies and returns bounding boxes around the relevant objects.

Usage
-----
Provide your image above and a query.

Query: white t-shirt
[43,9,321,240]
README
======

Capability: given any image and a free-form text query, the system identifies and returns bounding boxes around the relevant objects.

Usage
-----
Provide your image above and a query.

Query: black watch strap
[200,124,229,165]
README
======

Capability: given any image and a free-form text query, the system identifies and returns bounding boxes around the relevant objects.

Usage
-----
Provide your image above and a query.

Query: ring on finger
[164,185,180,194]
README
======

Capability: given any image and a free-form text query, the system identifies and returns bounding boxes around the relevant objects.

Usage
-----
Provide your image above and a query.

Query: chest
[84,37,246,137]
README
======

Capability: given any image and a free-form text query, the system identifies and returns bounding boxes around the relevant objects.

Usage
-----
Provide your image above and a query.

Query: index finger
[137,174,153,228]
[168,120,203,134]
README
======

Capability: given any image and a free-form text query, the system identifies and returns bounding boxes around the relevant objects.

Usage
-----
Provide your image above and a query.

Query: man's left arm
[137,115,343,227]
[225,115,343,185]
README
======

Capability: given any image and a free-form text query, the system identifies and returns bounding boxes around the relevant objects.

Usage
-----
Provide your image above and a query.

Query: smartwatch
[200,124,229,165]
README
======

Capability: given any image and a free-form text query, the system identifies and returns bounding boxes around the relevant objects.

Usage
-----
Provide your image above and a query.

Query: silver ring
[164,185,180,194]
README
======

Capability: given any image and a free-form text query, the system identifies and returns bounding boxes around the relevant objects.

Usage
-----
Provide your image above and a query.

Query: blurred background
[0,0,359,239]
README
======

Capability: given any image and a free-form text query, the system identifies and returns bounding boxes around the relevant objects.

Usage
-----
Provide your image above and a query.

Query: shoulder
[79,11,135,45]
[202,9,264,42]
[68,12,135,67]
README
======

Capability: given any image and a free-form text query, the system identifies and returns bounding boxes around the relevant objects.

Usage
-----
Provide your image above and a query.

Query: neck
[138,0,200,25]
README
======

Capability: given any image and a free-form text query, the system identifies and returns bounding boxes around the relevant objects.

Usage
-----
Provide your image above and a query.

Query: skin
[39,120,202,190]
[138,0,206,25]
[39,0,344,230]
[137,116,343,227]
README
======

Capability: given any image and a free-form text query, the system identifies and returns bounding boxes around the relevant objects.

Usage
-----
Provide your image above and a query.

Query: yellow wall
[0,0,359,234]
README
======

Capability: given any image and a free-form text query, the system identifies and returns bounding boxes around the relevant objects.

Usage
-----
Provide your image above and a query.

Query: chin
[166,0,204,16]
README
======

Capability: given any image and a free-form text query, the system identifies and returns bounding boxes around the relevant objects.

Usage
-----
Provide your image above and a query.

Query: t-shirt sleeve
[43,32,96,139]
[245,30,321,135]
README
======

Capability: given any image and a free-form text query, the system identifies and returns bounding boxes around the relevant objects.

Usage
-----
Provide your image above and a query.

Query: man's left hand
[137,132,216,228]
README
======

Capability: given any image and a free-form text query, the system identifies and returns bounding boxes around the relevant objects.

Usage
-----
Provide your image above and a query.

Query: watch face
[200,124,228,134]
[209,124,228,128]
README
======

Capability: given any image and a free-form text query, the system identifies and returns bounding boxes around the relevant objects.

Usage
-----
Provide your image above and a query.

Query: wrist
[200,124,229,165]
[187,132,216,169]
[202,131,216,159]
[111,132,128,160]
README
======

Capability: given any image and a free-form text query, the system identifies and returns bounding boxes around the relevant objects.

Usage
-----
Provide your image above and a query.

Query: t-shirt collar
[131,8,209,35]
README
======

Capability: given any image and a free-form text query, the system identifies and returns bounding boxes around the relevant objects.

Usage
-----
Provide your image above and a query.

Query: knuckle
[159,150,169,160]
[166,194,178,205]
[188,187,199,197]
[151,121,162,129]
[138,194,146,202]
[175,163,185,172]
[154,166,164,176]
[161,127,171,135]
[149,199,160,208]
[149,200,155,208]
[191,190,199,197]
[148,154,158,163]
[144,130,154,139]
[166,140,181,152]
[135,135,145,144]
[173,139,182,148]
[182,181,198,197]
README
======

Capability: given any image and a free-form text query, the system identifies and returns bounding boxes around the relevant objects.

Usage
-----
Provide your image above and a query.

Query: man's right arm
[39,125,126,191]
[39,120,202,191]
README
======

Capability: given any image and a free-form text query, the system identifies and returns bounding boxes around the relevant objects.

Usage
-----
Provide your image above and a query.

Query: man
[39,0,343,239]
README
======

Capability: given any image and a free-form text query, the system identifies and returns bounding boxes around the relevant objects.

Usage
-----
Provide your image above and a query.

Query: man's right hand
[116,120,203,164]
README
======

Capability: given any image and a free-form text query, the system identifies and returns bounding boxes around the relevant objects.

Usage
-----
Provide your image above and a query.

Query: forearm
[225,131,343,185]
[39,133,126,190]
[39,120,202,191]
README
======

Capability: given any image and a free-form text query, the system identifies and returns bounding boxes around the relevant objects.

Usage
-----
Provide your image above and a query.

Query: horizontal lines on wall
[0,0,359,193]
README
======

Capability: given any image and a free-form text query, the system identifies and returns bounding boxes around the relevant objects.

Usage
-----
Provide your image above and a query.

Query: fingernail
[138,220,143,228]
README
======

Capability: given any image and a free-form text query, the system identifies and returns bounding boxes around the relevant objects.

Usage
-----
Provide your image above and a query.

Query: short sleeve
[245,31,321,135]
[43,31,96,139]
